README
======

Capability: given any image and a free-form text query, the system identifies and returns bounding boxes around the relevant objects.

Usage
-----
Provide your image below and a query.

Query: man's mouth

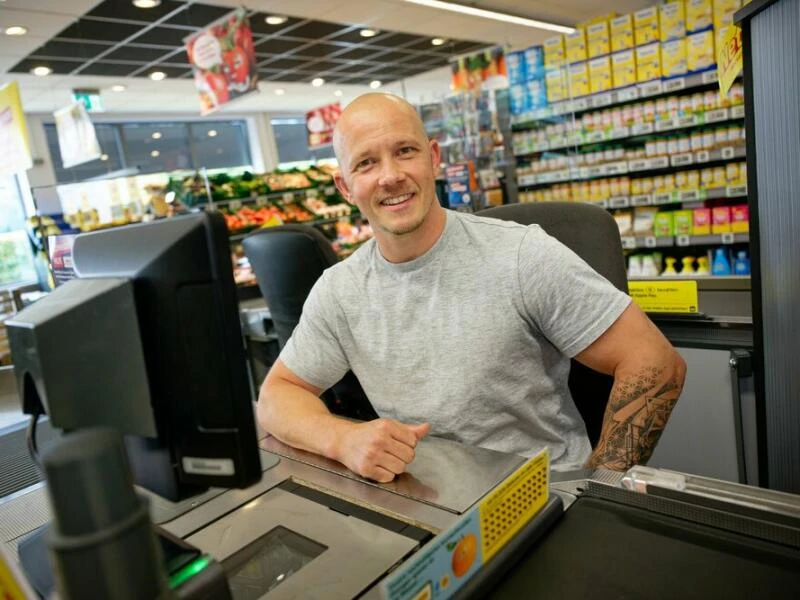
[380,192,413,207]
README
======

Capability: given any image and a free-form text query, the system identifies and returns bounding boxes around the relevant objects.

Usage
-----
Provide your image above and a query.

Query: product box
[526,78,548,109]
[634,7,660,46]
[589,55,613,94]
[587,21,611,58]
[692,208,711,234]
[610,14,634,52]
[544,35,566,69]
[636,42,662,83]
[674,209,694,235]
[686,0,714,33]
[509,84,529,115]
[524,45,545,80]
[731,204,750,232]
[612,49,637,89]
[712,206,731,233]
[568,61,590,97]
[661,39,688,78]
[687,30,715,73]
[654,211,675,237]
[507,51,527,85]
[545,68,568,103]
[660,1,687,41]
[713,0,741,30]
[566,28,588,63]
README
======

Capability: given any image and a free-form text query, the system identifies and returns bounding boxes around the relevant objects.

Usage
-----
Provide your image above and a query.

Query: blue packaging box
[524,45,545,80]
[507,50,527,85]
[526,78,548,109]
[509,83,529,115]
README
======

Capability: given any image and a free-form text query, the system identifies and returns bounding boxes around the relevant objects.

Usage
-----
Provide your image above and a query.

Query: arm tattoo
[587,366,682,471]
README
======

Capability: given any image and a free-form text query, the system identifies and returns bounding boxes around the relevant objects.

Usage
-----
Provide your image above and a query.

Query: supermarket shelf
[590,185,749,209]
[620,232,750,250]
[518,146,746,188]
[629,275,751,285]
[513,106,745,156]
[204,185,339,209]
[511,70,721,126]
[228,215,357,241]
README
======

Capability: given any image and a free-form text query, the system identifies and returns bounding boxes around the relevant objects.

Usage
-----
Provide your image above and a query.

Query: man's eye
[398,146,416,155]
[357,158,373,169]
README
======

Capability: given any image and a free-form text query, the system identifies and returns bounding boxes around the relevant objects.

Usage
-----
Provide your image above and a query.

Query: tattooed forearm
[587,365,683,471]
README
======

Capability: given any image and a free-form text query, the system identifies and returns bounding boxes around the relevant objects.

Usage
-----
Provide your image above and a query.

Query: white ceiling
[1,0,652,115]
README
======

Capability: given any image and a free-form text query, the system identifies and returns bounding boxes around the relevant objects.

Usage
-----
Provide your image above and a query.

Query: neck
[376,204,447,263]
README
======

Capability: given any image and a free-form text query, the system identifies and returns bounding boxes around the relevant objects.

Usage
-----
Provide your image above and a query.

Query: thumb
[408,422,431,440]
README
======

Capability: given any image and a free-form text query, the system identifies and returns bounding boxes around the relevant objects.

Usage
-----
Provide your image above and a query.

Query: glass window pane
[0,175,27,232]
[0,231,37,287]
[271,117,335,166]
[121,122,192,175]
[189,121,251,170]
[45,123,125,184]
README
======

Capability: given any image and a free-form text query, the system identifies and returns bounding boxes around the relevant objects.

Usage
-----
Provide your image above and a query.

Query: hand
[334,419,430,483]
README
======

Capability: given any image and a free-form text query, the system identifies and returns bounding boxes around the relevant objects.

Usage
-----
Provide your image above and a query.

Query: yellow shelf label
[629,280,699,313]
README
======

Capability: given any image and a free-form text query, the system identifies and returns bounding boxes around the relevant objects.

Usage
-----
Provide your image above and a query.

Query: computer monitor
[7,212,261,500]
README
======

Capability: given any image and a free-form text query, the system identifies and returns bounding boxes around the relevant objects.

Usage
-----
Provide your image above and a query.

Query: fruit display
[264,171,313,191]
[303,196,352,218]
[222,206,284,233]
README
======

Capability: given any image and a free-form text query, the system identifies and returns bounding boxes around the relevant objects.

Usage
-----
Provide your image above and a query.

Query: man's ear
[334,171,352,204]
[429,139,441,176]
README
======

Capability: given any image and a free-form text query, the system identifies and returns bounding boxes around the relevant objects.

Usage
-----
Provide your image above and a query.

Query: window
[189,121,251,170]
[0,175,37,288]
[45,123,126,184]
[271,117,334,167]
[121,122,192,174]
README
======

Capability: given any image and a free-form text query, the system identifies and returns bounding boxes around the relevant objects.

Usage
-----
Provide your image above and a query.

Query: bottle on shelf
[734,250,751,276]
[712,248,732,276]
[696,256,711,275]
[628,255,643,278]
[680,256,696,276]
[663,256,678,275]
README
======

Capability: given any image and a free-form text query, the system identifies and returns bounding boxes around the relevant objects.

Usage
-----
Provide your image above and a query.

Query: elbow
[673,349,687,394]
[256,376,278,435]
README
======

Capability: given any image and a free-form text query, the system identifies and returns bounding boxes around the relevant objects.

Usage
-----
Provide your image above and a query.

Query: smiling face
[333,94,443,256]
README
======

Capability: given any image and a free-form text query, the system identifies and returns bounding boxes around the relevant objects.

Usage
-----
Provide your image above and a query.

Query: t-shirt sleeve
[278,271,350,390]
[517,225,632,358]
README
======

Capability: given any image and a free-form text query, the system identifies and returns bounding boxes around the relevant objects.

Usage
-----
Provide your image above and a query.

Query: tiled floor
[0,367,25,431]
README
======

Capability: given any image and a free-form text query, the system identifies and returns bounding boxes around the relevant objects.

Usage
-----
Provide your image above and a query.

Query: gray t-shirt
[280,210,631,470]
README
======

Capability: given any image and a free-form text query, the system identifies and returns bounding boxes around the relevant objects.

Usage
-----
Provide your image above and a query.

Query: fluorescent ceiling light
[431,37,447,46]
[149,71,166,81]
[5,26,28,36]
[311,77,325,87]
[31,66,51,76]
[100,154,109,161]
[111,84,126,92]
[265,15,287,25]
[400,0,574,33]
[152,131,162,139]
[208,130,218,137]
[360,28,378,37]
[333,89,343,97]
[369,80,382,89]
[132,0,161,8]
[150,150,160,158]
[274,88,285,95]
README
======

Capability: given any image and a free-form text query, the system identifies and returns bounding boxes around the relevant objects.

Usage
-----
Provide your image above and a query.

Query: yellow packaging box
[587,21,611,58]
[568,61,590,97]
[687,30,715,72]
[544,35,566,69]
[634,7,660,46]
[546,68,568,103]
[686,0,713,32]
[566,28,588,63]
[661,39,688,78]
[636,42,662,82]
[612,50,637,88]
[610,14,634,52]
[589,55,613,94]
[713,0,741,30]
[660,1,686,41]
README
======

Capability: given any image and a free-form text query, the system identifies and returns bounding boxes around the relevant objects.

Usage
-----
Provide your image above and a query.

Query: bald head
[333,93,428,165]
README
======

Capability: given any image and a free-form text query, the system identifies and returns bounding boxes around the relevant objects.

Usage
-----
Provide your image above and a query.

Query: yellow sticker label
[0,547,35,600]
[629,280,699,313]
[718,24,743,97]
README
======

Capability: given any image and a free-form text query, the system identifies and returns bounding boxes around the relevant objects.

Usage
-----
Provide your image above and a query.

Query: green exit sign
[72,89,103,112]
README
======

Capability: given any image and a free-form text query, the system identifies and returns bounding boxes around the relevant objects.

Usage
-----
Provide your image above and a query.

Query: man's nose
[377,159,405,187]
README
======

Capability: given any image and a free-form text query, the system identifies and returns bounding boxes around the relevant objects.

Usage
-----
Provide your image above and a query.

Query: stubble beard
[378,192,432,236]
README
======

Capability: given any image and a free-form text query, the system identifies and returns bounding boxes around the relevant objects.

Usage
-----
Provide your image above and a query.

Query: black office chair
[242,225,378,421]
[476,202,628,448]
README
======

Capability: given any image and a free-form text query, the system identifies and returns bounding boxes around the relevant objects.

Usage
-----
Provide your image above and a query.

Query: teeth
[382,193,412,206]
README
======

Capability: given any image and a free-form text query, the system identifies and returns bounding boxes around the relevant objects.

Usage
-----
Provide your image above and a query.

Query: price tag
[644,236,657,248]
[597,199,609,208]
[609,196,630,208]
[640,81,663,97]
[664,78,686,92]
[588,166,603,178]
[617,87,639,102]
[572,98,589,111]
[704,108,728,123]
[702,70,719,84]
[721,146,736,160]
[696,151,710,163]
[629,159,648,172]
[621,236,636,249]
[677,116,696,128]
[593,93,613,108]
[610,127,630,140]
[282,192,294,203]
[631,194,652,206]
[228,199,242,210]
[651,157,670,169]
[556,170,571,181]
[655,119,676,132]
[306,188,319,198]
[731,105,745,119]
[653,193,673,205]
[726,185,748,197]
[680,190,700,201]
[676,234,691,247]
[721,232,735,244]
[533,142,550,152]
[256,197,268,207]
[325,186,336,196]
[671,154,693,167]
[587,131,605,143]
[631,123,654,135]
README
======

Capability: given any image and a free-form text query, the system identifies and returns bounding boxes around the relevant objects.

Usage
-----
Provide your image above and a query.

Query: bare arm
[259,359,429,482]
[575,303,687,471]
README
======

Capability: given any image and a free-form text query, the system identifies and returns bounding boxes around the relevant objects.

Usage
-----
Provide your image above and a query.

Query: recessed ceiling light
[5,26,28,36]
[208,129,218,137]
[265,15,288,25]
[100,154,109,161]
[31,66,51,76]
[333,89,343,97]
[151,131,162,139]
[311,77,325,87]
[132,0,161,8]
[431,37,447,46]
[369,80,382,89]
[399,0,575,33]
[274,88,285,95]
[150,150,160,158]
[111,84,126,92]
[360,28,378,38]
[149,71,166,81]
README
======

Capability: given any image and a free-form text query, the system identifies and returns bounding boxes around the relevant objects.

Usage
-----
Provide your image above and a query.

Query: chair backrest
[476,202,628,447]
[242,225,377,421]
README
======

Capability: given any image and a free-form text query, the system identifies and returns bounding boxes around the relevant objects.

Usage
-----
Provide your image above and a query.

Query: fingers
[408,422,430,440]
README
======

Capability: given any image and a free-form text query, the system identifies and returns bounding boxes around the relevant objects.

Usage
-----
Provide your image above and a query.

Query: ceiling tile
[10,58,81,75]
[378,32,425,47]
[135,26,193,47]
[255,37,304,56]
[162,3,233,28]
[248,15,306,36]
[330,29,394,45]
[259,57,309,70]
[29,40,114,60]
[55,19,143,43]
[103,45,176,63]
[293,43,347,59]
[333,47,381,61]
[286,21,350,40]
[138,64,192,78]
[77,62,140,76]
[86,0,185,22]
[270,72,317,83]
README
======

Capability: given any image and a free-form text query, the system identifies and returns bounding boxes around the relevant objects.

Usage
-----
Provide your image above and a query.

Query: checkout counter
[2,430,799,599]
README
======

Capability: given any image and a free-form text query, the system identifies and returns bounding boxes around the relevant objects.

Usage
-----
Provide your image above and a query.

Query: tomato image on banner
[185,8,258,115]
[306,103,343,150]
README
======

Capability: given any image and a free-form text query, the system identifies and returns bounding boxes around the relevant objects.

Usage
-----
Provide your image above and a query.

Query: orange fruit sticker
[451,534,478,578]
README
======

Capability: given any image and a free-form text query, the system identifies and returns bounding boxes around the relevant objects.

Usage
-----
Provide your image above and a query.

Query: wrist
[323,417,353,463]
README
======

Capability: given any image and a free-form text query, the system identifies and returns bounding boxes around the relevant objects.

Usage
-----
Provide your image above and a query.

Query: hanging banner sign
[306,102,342,150]
[450,47,508,92]
[0,81,34,176]
[185,7,258,115]
[52,103,103,169]
[717,25,743,98]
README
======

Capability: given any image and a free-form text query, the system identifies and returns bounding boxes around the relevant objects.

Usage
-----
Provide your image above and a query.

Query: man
[258,93,686,482]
